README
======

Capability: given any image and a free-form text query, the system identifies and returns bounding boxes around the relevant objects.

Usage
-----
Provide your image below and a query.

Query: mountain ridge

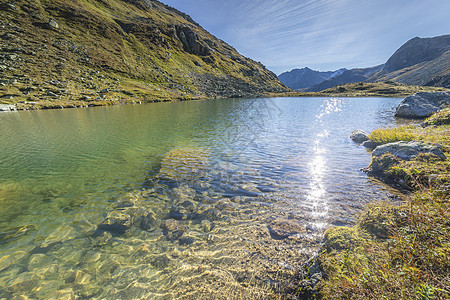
[278,67,346,90]
[279,34,450,92]
[306,65,384,92]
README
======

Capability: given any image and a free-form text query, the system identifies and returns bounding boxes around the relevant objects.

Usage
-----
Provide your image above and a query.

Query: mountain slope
[306,65,384,92]
[278,67,346,90]
[0,0,289,108]
[373,35,450,88]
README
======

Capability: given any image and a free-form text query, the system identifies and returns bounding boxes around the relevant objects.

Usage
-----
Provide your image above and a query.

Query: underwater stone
[98,211,131,235]
[200,220,213,232]
[267,218,305,240]
[161,219,187,241]
[179,236,194,245]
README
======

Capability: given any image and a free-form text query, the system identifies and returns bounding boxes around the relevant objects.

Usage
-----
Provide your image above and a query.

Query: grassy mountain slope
[373,35,450,88]
[0,0,289,109]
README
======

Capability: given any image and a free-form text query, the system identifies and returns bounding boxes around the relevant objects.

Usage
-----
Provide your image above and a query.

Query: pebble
[48,19,59,29]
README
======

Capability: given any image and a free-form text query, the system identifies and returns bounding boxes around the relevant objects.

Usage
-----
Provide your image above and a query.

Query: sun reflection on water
[305,98,344,231]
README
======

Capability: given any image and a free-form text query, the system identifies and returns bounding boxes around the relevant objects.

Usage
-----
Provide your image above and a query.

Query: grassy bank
[267,82,449,99]
[314,110,450,299]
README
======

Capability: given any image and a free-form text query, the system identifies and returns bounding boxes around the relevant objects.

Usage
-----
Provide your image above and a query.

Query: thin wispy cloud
[163,0,450,74]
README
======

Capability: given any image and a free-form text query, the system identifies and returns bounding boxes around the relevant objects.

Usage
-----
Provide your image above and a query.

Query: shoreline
[2,81,448,112]
[312,108,450,299]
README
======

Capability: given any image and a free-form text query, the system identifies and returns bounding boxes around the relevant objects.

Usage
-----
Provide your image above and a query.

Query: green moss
[323,227,361,252]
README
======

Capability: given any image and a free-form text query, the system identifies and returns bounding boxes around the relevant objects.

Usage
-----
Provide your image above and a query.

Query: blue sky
[162,0,450,75]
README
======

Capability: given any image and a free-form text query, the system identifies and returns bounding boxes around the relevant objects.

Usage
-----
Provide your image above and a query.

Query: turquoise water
[0,97,403,298]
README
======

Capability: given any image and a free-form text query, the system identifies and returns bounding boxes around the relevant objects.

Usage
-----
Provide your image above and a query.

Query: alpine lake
[0,97,409,298]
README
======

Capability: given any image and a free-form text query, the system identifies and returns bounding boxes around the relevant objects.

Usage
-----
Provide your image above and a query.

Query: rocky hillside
[278,67,346,90]
[0,0,289,109]
[373,34,450,87]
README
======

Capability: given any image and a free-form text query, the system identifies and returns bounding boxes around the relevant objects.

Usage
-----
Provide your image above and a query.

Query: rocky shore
[314,94,449,299]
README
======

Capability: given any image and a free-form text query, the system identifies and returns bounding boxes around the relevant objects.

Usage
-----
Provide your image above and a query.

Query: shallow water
[0,97,404,298]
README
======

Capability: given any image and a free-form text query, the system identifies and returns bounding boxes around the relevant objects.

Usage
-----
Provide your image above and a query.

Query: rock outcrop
[175,25,211,56]
[372,141,446,161]
[394,92,450,118]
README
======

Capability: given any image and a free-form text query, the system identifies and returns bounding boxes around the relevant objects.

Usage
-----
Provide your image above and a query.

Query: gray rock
[297,256,324,299]
[0,104,16,111]
[48,19,59,29]
[6,54,18,60]
[361,140,379,149]
[99,88,109,93]
[6,3,16,10]
[372,141,446,160]
[46,91,57,97]
[394,92,450,118]
[350,129,370,143]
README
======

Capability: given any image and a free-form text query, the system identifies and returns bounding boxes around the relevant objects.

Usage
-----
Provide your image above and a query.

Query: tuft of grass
[318,194,450,299]
[369,126,417,144]
[424,108,450,126]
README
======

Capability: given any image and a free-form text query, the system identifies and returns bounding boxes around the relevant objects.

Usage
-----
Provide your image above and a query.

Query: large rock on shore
[372,141,446,160]
[394,92,450,118]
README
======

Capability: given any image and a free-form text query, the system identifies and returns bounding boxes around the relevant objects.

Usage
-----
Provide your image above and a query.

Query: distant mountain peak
[278,67,347,90]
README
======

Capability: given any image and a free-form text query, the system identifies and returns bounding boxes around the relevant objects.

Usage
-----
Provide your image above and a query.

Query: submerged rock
[350,129,370,144]
[394,92,450,118]
[97,206,155,235]
[161,219,187,241]
[372,141,446,161]
[267,218,305,240]
[158,147,210,184]
[97,211,131,235]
